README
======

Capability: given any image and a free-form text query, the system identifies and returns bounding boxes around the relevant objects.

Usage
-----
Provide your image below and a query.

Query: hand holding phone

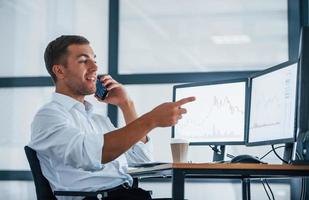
[95,76,108,100]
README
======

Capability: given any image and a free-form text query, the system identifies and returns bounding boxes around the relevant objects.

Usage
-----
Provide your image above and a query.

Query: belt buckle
[122,182,131,189]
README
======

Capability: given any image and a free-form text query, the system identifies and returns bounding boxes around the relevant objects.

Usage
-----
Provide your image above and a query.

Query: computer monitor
[293,26,309,162]
[247,61,299,146]
[172,78,248,145]
[298,26,309,137]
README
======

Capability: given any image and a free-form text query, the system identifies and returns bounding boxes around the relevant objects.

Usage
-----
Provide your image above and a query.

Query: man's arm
[102,111,153,163]
[102,97,195,163]
[99,75,147,143]
[118,99,148,143]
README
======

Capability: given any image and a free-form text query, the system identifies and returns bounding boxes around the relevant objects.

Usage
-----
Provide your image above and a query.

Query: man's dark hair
[44,35,89,83]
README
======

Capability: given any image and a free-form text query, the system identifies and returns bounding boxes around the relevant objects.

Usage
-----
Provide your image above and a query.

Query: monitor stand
[212,145,226,162]
[283,143,294,163]
[291,130,309,164]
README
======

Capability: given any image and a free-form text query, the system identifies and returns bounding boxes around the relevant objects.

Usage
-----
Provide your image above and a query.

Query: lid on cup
[170,138,189,144]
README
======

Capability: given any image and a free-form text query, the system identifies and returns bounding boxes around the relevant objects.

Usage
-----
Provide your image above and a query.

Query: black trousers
[83,185,152,200]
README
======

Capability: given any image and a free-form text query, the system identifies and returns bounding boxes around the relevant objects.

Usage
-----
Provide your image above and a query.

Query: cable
[208,145,218,153]
[300,177,304,200]
[226,153,235,159]
[208,145,235,158]
[302,178,306,200]
[264,179,275,200]
[259,145,285,160]
[295,152,305,200]
[261,179,272,200]
[259,146,306,199]
[296,149,304,161]
[271,145,289,164]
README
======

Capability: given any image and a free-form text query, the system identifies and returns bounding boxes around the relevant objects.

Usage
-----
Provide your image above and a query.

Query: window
[0,0,108,77]
[118,0,289,74]
[0,0,109,173]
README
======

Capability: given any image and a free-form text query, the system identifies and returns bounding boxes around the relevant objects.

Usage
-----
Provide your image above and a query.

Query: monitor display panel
[298,26,309,134]
[173,79,248,145]
[247,61,298,145]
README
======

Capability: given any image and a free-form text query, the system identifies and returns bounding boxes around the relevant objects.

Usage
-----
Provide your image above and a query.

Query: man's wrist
[140,112,157,130]
[119,99,134,111]
[140,136,148,144]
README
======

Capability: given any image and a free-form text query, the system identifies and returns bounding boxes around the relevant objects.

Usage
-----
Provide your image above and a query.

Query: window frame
[0,0,303,182]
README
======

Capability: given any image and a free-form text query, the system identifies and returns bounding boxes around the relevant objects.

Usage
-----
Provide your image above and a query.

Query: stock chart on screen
[174,81,246,144]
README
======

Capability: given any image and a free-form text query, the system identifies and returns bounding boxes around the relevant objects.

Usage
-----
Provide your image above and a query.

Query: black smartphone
[95,77,108,100]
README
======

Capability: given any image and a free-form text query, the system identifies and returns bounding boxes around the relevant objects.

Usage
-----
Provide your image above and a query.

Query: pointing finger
[175,96,196,107]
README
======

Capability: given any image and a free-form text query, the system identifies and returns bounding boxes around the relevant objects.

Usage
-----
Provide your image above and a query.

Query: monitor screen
[298,26,309,134]
[172,79,248,145]
[247,61,298,145]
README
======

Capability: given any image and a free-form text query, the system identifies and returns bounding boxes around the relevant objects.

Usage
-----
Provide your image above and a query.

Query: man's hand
[95,75,130,108]
[96,75,138,125]
[145,96,196,128]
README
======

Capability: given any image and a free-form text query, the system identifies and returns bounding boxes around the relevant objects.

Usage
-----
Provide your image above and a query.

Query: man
[29,35,195,200]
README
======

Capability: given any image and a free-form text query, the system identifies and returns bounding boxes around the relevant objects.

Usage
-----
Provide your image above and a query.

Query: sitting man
[29,35,195,200]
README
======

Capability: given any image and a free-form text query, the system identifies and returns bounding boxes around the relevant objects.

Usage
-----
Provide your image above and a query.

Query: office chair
[25,146,171,200]
[24,146,107,200]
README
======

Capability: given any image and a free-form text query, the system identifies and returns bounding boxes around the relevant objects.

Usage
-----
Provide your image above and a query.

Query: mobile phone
[95,77,108,100]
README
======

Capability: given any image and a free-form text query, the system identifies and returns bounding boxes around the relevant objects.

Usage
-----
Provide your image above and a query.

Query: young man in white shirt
[29,35,195,200]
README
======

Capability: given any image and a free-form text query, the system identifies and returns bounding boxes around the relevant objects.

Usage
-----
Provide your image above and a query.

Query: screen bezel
[172,78,249,146]
[246,60,299,146]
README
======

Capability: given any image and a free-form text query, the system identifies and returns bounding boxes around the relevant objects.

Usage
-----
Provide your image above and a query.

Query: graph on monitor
[173,79,247,144]
[248,62,298,145]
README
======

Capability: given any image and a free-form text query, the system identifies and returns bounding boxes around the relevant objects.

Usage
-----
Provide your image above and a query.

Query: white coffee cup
[170,138,189,163]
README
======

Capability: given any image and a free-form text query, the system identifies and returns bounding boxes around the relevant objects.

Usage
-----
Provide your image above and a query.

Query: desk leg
[242,179,251,200]
[172,169,185,200]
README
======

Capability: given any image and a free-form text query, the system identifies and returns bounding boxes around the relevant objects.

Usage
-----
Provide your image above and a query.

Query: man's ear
[52,64,65,80]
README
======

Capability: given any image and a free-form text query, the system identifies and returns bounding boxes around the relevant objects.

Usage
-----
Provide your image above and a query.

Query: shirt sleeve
[125,136,154,164]
[30,107,104,171]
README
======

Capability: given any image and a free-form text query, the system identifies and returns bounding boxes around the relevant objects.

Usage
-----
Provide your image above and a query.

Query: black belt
[105,180,137,192]
[109,182,131,191]
[95,178,139,196]
[83,179,142,200]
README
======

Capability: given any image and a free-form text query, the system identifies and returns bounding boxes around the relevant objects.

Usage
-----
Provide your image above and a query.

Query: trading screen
[174,81,246,144]
[248,63,298,144]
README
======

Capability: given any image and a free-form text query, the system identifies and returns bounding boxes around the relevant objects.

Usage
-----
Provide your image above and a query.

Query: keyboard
[129,162,168,168]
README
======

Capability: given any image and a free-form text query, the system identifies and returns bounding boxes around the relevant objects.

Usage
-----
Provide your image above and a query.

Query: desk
[129,163,309,200]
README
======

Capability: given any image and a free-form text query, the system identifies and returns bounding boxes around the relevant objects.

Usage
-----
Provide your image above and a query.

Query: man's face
[60,44,98,96]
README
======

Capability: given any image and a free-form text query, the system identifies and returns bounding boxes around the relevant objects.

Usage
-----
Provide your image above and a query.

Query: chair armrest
[54,190,107,199]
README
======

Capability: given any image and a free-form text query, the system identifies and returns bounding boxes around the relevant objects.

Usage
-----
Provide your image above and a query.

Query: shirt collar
[84,100,94,113]
[52,92,94,113]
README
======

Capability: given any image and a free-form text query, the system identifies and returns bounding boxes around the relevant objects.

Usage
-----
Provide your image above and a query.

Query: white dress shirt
[29,93,153,200]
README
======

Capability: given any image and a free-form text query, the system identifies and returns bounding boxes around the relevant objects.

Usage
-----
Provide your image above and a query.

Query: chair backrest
[24,146,56,200]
